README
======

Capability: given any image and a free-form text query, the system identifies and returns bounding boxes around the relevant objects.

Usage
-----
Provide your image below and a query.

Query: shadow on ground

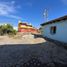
[0,41,67,67]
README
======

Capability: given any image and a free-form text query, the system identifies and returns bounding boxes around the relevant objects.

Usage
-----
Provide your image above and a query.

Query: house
[18,21,39,34]
[41,15,67,43]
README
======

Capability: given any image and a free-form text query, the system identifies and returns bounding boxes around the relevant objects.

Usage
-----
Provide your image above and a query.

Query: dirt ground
[0,34,46,45]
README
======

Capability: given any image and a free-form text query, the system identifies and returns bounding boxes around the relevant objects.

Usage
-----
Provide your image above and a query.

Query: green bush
[0,24,17,35]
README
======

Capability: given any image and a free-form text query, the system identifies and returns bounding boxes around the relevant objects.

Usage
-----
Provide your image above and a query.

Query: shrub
[0,24,17,35]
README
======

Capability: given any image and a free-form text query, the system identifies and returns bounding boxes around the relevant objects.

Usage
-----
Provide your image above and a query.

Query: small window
[50,26,56,34]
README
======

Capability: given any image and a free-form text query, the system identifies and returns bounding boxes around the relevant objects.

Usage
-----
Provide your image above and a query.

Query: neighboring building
[18,21,39,34]
[41,15,67,43]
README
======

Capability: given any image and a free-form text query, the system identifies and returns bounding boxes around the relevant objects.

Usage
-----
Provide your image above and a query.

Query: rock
[22,34,34,39]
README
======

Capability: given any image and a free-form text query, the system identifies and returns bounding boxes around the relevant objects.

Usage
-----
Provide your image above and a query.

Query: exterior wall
[41,20,67,43]
[18,22,39,34]
[18,28,39,34]
[18,28,28,32]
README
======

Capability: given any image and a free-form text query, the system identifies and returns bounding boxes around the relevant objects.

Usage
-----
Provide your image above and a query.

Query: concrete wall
[41,20,67,43]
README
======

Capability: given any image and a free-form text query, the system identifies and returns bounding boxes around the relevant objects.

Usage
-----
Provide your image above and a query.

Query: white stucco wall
[41,20,67,43]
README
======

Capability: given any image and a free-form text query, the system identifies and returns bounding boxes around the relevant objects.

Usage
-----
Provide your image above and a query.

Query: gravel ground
[0,35,67,67]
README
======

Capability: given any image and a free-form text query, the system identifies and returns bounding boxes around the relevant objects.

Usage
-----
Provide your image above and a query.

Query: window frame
[50,26,56,35]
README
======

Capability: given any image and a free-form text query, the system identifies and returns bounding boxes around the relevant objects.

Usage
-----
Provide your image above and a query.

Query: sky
[0,0,67,29]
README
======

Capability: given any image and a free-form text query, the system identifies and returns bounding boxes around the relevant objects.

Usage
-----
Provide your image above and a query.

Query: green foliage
[0,24,17,35]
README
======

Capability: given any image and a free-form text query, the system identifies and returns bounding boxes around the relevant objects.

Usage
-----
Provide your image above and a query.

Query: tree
[0,24,17,35]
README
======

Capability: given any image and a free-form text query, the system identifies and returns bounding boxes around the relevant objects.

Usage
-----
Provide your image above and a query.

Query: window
[50,26,56,34]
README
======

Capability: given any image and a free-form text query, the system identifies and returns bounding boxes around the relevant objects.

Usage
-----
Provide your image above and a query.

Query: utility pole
[43,9,48,22]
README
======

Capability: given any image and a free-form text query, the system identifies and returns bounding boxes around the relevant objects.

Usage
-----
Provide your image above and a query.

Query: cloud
[6,15,22,20]
[0,1,22,20]
[13,26,18,30]
[0,1,16,15]
[11,1,15,4]
[61,0,67,5]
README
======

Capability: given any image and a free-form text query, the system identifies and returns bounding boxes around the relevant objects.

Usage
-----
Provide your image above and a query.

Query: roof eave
[41,15,67,26]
